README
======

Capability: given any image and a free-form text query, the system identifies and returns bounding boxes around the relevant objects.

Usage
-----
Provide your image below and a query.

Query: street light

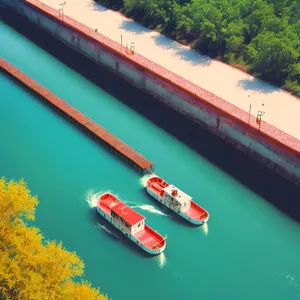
[248,94,251,123]
[58,1,66,19]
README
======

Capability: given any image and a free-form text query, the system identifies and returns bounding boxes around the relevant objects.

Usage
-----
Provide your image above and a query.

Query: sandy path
[41,0,300,139]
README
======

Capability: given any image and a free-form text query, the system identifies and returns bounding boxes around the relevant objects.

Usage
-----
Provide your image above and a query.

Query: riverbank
[1,0,299,185]
[94,0,300,97]
[38,0,300,142]
[1,14,300,300]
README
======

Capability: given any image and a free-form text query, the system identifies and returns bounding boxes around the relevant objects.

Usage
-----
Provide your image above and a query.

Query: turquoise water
[1,15,300,300]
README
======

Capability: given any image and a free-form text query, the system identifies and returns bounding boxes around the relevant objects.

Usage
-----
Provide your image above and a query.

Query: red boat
[97,192,166,255]
[146,175,209,225]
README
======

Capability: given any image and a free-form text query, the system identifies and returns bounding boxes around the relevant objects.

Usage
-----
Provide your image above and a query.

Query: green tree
[223,20,246,53]
[94,0,300,95]
[247,30,298,83]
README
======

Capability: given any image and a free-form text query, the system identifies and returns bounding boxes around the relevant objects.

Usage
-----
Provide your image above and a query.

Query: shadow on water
[1,11,300,223]
[87,208,154,258]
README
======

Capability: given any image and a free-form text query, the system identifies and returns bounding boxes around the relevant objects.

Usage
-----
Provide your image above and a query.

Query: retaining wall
[1,0,299,185]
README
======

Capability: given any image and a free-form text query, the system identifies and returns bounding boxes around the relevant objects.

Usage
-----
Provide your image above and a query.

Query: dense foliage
[0,178,109,300]
[96,0,300,96]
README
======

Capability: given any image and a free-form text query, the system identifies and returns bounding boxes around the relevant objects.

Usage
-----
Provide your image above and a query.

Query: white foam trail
[85,189,117,208]
[278,273,300,297]
[139,174,154,187]
[202,223,209,236]
[124,200,137,205]
[157,252,167,268]
[132,204,167,216]
[96,223,120,240]
[85,189,99,208]
[281,274,299,287]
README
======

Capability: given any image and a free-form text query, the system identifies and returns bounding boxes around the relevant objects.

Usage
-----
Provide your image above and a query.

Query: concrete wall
[2,0,299,185]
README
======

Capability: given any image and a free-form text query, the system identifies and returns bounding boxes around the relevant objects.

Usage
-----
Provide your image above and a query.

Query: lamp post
[59,1,66,20]
[248,94,251,123]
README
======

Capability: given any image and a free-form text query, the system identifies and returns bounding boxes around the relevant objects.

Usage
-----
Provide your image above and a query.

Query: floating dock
[0,58,153,174]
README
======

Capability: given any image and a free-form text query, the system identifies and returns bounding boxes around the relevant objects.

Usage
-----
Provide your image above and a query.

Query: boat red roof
[111,201,145,226]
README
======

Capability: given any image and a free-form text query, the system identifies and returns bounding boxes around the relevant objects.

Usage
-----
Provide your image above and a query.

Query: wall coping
[24,0,300,155]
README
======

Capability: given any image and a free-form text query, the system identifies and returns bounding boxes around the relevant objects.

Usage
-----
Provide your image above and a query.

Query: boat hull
[96,206,165,255]
[146,186,209,225]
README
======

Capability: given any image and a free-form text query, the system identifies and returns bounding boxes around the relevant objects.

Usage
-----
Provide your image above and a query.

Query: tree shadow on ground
[152,35,212,66]
[118,19,212,66]
[2,10,299,224]
[119,19,151,35]
[238,78,280,93]
[87,1,109,12]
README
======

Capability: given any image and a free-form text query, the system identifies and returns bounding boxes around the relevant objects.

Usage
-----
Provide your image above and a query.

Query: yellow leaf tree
[0,177,109,300]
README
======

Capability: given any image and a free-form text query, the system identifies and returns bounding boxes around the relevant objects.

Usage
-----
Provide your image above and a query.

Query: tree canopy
[96,0,300,96]
[0,177,109,300]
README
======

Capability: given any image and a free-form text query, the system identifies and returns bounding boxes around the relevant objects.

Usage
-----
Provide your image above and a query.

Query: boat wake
[139,174,154,187]
[279,273,300,297]
[85,189,100,208]
[85,189,118,208]
[131,204,167,216]
[96,223,121,240]
[157,252,167,269]
[202,223,209,236]
[124,200,137,205]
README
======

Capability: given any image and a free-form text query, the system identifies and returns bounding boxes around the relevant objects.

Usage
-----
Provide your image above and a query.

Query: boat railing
[152,237,166,249]
[112,217,165,249]
[198,212,208,220]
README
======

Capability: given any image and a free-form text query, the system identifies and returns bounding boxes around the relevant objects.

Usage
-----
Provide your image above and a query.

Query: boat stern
[147,237,166,255]
[136,225,167,255]
[183,201,210,225]
[189,213,209,225]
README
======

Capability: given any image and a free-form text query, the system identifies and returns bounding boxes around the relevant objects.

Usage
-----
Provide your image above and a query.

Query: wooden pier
[0,58,153,174]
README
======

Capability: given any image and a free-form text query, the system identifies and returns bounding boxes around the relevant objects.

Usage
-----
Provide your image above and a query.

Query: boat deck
[148,177,208,221]
[134,225,165,250]
[98,194,165,250]
[148,177,169,196]
[98,194,119,215]
[185,202,208,221]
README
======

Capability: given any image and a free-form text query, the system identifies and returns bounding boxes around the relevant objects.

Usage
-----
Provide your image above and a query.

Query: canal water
[1,13,300,300]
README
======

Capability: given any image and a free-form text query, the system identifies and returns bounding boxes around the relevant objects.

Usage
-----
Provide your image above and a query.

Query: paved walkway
[42,0,300,140]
